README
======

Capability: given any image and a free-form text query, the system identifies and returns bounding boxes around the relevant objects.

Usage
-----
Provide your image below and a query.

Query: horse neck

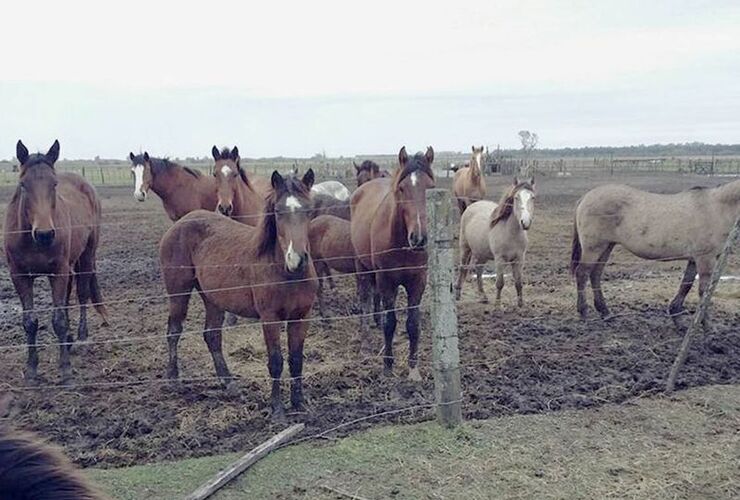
[233,180,262,223]
[379,193,409,249]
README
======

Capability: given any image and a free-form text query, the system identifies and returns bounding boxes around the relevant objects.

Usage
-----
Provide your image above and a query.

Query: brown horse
[571,180,740,319]
[308,214,357,316]
[5,140,108,385]
[354,160,390,187]
[309,193,351,220]
[160,170,317,419]
[0,394,108,499]
[351,147,435,381]
[452,146,487,213]
[129,152,218,221]
[211,146,271,225]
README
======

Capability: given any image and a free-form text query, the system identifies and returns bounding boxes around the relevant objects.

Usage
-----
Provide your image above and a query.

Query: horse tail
[570,216,581,276]
[89,271,109,326]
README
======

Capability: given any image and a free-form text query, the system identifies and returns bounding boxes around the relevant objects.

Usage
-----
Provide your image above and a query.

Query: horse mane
[256,176,311,257]
[357,160,379,174]
[490,181,535,228]
[394,153,435,187]
[0,426,107,499]
[132,155,201,178]
[20,154,55,169]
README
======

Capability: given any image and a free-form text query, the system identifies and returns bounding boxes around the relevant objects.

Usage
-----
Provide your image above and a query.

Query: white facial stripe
[220,165,233,176]
[285,240,302,271]
[285,195,302,212]
[518,190,534,224]
[474,152,482,169]
[133,165,144,195]
[410,172,418,186]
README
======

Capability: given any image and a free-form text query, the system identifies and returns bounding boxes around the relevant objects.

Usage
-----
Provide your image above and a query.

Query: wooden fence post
[426,188,462,427]
[666,217,740,393]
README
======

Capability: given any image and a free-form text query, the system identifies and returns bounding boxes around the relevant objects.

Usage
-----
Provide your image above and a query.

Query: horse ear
[398,146,408,166]
[529,175,536,187]
[372,162,379,174]
[46,139,60,164]
[513,176,519,185]
[425,146,434,164]
[231,146,239,161]
[212,145,220,161]
[144,151,150,162]
[471,145,476,153]
[302,168,315,190]
[353,160,360,172]
[129,152,136,162]
[271,170,286,191]
[16,140,29,165]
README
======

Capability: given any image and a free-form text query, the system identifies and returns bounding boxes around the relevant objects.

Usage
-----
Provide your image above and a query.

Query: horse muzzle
[285,251,309,275]
[134,191,146,202]
[217,204,233,217]
[32,228,56,247]
[408,233,428,251]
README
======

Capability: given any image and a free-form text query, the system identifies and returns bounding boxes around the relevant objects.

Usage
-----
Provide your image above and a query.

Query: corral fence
[2,154,740,187]
[1,188,735,434]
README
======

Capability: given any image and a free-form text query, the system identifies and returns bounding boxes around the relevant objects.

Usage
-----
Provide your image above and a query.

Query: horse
[455,178,536,306]
[4,140,108,385]
[0,393,108,500]
[312,180,351,202]
[571,180,740,319]
[308,215,357,316]
[452,146,487,213]
[309,193,351,220]
[211,145,270,225]
[351,146,435,381]
[129,152,218,221]
[159,170,317,419]
[354,160,390,187]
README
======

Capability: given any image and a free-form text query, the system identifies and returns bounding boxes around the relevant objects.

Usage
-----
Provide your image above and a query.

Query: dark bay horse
[159,170,317,419]
[5,140,108,385]
[129,152,218,221]
[212,146,271,225]
[350,147,435,381]
[309,193,351,220]
[571,180,740,319]
[354,160,390,187]
[0,394,108,499]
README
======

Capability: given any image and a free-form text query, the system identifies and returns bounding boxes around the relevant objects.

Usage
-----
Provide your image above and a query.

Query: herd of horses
[2,139,739,496]
[4,140,740,414]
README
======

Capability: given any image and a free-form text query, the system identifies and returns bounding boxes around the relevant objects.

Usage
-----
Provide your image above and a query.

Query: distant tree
[518,130,538,176]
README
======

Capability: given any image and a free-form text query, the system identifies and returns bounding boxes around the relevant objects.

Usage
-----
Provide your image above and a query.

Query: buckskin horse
[5,140,108,385]
[159,170,317,419]
[350,146,435,381]
[452,145,487,213]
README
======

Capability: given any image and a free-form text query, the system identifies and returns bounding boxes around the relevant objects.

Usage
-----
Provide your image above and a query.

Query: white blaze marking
[285,240,302,271]
[285,195,302,212]
[474,152,482,170]
[518,190,534,227]
[132,165,145,199]
[410,172,418,186]
[220,165,233,176]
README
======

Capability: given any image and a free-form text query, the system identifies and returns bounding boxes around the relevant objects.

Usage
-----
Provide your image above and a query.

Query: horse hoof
[407,367,422,382]
[383,366,394,377]
[224,380,240,396]
[60,374,73,387]
[24,374,39,387]
[271,407,287,424]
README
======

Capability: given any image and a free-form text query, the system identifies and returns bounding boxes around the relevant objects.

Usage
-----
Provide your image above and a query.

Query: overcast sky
[2,0,738,159]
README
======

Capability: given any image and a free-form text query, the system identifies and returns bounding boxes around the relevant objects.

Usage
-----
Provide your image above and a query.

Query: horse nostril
[34,229,55,246]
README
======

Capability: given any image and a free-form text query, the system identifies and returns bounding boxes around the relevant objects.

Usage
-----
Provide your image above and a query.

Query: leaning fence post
[666,217,740,393]
[426,188,462,427]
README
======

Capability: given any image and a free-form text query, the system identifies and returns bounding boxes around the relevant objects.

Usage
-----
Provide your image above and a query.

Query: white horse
[455,178,536,306]
[311,180,351,202]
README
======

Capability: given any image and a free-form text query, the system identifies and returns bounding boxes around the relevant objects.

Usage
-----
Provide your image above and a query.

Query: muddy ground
[0,171,738,467]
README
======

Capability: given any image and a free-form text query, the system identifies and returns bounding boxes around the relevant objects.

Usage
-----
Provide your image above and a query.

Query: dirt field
[0,171,738,468]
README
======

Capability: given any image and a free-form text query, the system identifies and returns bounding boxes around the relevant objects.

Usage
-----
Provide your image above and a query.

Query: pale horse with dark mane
[571,179,740,319]
[456,178,536,306]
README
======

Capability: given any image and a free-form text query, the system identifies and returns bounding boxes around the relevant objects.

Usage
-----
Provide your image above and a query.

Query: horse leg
[494,260,506,306]
[49,272,72,385]
[166,294,190,380]
[668,259,697,316]
[202,302,233,388]
[512,258,524,307]
[12,275,38,384]
[287,319,308,410]
[373,289,383,329]
[455,240,472,300]
[74,263,91,343]
[380,286,399,376]
[575,262,591,320]
[476,261,489,303]
[356,272,374,352]
[223,312,239,329]
[696,257,716,329]
[591,244,615,318]
[316,270,327,319]
[405,281,425,382]
[262,322,285,420]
